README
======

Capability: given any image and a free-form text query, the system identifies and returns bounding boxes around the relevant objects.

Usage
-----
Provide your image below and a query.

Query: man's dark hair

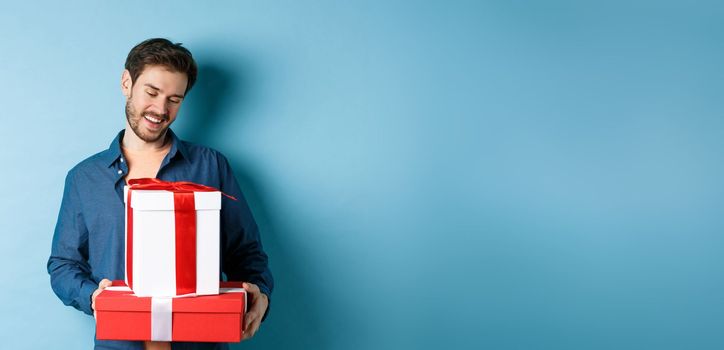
[125,38,198,94]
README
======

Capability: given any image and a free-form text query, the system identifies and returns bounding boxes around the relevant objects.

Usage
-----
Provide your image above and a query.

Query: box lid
[96,281,245,313]
[124,187,221,211]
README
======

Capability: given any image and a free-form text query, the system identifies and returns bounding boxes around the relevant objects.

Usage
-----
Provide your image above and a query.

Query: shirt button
[120,158,125,163]
[117,170,123,175]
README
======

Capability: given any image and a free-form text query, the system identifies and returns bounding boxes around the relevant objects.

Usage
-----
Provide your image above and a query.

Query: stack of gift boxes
[95,179,246,342]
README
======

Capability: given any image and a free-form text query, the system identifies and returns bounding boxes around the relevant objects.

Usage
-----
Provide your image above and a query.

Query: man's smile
[144,114,162,124]
[142,113,168,130]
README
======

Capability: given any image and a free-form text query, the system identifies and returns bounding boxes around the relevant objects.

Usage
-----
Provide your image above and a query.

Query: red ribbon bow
[128,178,237,200]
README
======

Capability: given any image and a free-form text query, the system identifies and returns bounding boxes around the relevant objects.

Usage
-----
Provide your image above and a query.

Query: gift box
[125,178,224,297]
[95,280,246,342]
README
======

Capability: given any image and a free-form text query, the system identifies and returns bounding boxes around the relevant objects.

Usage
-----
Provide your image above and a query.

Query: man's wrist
[81,280,99,315]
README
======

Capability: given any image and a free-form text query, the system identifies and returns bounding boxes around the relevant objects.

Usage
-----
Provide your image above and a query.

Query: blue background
[1,1,723,349]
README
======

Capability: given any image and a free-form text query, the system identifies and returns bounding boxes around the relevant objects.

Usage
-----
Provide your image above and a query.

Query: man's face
[123,65,188,143]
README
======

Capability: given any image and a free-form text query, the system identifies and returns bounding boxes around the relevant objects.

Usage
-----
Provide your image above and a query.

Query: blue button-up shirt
[47,129,273,350]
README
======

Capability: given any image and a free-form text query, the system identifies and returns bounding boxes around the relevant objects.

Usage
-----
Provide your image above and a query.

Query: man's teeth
[144,115,162,124]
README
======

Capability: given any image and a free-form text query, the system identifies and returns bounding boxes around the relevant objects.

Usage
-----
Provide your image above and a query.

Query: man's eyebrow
[143,83,185,98]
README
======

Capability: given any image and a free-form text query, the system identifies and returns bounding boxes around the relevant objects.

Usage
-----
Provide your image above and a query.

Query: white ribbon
[105,286,132,292]
[151,297,173,341]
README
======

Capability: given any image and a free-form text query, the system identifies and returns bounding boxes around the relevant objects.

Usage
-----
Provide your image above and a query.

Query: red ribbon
[127,178,237,200]
[126,178,234,295]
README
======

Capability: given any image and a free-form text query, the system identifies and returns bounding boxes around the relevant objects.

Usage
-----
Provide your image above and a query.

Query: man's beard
[125,97,170,143]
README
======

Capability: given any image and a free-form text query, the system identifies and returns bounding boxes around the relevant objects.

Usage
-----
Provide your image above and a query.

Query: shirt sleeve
[217,154,274,318]
[47,170,97,316]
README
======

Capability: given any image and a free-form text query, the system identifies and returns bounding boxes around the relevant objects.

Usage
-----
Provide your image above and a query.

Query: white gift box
[124,186,221,297]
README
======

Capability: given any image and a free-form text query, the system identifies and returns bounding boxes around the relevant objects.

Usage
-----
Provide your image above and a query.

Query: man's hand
[92,279,112,319]
[242,282,269,340]
[144,341,171,350]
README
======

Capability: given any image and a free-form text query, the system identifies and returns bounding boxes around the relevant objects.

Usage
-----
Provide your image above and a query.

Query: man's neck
[121,124,170,152]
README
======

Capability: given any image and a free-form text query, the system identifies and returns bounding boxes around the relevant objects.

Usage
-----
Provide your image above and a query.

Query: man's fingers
[250,317,262,338]
[91,289,101,311]
[243,313,261,340]
[242,282,267,313]
[241,282,268,340]
[248,296,266,314]
[144,341,172,350]
[93,279,112,302]
[242,314,257,340]
[242,282,260,294]
[244,311,258,332]
[92,278,113,312]
[242,323,258,340]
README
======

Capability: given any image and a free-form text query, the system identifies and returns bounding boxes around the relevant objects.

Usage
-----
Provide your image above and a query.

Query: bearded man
[48,38,273,350]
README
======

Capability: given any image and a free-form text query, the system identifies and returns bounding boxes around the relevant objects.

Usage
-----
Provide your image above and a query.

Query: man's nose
[151,99,169,115]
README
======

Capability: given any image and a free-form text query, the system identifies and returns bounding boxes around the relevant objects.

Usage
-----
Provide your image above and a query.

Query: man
[47,38,273,350]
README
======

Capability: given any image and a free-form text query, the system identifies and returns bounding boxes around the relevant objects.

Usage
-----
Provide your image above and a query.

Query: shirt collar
[103,129,189,167]
[166,129,190,163]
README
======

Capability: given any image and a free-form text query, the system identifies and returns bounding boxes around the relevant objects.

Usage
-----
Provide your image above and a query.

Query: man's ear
[121,70,132,98]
